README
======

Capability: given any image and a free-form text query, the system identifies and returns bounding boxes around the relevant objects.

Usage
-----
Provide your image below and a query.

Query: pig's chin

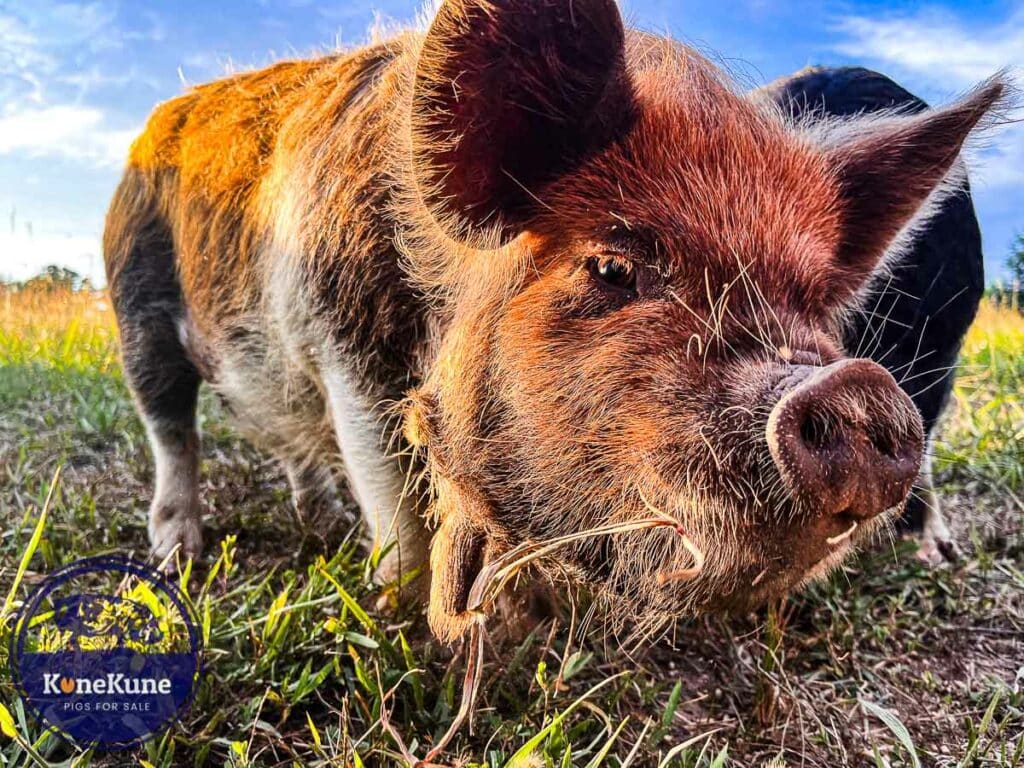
[585,492,900,626]
[728,504,898,609]
[634,502,898,619]
[736,541,855,609]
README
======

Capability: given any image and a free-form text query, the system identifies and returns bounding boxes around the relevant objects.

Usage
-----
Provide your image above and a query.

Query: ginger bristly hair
[388,1,1009,643]
[118,0,1010,646]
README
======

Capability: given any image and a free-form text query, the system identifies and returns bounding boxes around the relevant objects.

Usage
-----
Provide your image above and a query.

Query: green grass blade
[958,688,1003,768]
[1,465,60,620]
[504,673,626,768]
[656,729,723,768]
[583,717,630,768]
[860,698,921,768]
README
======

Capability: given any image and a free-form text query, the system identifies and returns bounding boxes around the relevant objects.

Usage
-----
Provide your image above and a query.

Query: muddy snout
[766,359,924,521]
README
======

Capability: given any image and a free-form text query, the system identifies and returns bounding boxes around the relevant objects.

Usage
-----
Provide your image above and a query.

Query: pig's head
[396,0,1006,642]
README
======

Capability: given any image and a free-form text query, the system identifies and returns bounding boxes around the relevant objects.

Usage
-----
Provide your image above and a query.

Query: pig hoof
[372,549,430,612]
[373,573,429,612]
[913,529,958,566]
[149,509,203,570]
[910,494,957,566]
[288,472,347,526]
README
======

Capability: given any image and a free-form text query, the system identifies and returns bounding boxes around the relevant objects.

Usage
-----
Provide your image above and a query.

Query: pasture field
[0,286,1021,767]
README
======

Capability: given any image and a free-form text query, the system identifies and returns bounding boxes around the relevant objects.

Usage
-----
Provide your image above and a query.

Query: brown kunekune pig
[104,0,1008,642]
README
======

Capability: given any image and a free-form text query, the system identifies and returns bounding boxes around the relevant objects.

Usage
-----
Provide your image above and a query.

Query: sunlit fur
[105,0,1007,643]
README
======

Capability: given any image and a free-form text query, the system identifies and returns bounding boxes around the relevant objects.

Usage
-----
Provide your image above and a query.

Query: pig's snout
[766,359,924,521]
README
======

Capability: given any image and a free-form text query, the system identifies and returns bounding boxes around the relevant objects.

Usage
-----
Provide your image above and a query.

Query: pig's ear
[411,0,630,243]
[427,492,488,643]
[828,78,1006,287]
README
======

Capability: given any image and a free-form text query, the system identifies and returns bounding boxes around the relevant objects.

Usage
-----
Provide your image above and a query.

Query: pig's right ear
[410,0,631,244]
[825,78,1007,296]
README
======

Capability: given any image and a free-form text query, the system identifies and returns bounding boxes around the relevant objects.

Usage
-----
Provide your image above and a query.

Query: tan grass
[0,286,117,370]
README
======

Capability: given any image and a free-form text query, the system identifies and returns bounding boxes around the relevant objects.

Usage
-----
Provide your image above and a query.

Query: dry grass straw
[383,502,701,765]
[636,488,706,584]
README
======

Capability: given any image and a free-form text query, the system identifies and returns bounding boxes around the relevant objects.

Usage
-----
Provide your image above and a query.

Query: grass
[1,285,1021,767]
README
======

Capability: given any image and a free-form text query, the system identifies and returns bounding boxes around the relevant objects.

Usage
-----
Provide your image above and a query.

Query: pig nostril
[798,408,837,452]
[866,423,900,460]
[767,359,925,523]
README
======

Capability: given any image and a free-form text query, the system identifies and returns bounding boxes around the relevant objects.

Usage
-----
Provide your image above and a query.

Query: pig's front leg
[910,448,956,565]
[284,459,348,523]
[321,364,430,590]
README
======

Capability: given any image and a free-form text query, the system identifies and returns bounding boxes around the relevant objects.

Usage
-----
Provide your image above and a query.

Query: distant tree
[1005,233,1024,311]
[1008,233,1024,285]
[23,265,83,292]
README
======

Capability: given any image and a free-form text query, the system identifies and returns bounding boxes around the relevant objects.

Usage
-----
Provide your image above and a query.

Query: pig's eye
[588,254,636,294]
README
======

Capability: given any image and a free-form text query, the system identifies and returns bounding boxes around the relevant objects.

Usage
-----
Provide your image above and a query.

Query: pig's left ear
[828,78,1007,289]
[410,0,631,243]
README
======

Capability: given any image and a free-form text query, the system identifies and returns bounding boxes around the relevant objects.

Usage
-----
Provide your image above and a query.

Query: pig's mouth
[617,356,923,619]
[629,497,902,619]
[737,499,902,606]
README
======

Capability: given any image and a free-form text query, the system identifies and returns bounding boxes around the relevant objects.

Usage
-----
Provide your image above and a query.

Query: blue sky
[1,0,1021,285]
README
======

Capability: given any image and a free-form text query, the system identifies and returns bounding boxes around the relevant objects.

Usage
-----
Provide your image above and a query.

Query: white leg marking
[915,446,953,565]
[322,365,428,582]
[257,163,427,581]
[145,419,202,564]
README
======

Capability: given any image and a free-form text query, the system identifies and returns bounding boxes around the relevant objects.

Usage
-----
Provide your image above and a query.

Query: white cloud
[0,104,134,169]
[0,14,52,103]
[833,8,1024,188]
[834,11,1024,85]
[0,2,160,285]
[0,2,141,170]
[0,230,105,285]
[0,2,122,104]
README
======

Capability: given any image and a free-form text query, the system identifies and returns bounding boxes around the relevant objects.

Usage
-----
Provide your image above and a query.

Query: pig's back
[118,40,412,348]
